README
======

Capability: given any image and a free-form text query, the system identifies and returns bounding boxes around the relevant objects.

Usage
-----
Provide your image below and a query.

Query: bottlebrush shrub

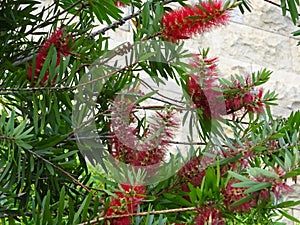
[110,98,178,169]
[161,0,230,42]
[27,29,72,86]
[2,0,300,224]
[105,183,146,225]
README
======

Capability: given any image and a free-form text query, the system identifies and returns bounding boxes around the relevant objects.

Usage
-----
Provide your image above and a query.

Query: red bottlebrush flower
[40,29,72,56]
[222,180,256,212]
[162,1,230,42]
[28,52,61,86]
[27,28,72,85]
[195,206,225,225]
[114,0,126,7]
[106,184,146,225]
[110,99,178,169]
[187,54,225,119]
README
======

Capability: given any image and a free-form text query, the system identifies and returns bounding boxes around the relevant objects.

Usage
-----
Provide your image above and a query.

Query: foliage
[0,0,300,224]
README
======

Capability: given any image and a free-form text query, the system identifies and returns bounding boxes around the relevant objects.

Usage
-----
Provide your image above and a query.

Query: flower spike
[162,0,230,42]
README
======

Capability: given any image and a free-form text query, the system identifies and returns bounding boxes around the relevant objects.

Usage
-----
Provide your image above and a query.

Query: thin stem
[264,0,300,16]
[139,78,185,105]
[0,135,16,141]
[90,0,179,38]
[68,134,210,146]
[78,207,197,225]
[90,11,139,38]
[25,148,91,193]
[24,0,84,36]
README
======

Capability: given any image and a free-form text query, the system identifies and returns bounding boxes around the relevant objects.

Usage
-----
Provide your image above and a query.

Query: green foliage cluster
[0,0,299,224]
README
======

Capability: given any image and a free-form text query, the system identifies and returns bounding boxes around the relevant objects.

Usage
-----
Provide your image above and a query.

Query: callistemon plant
[2,0,300,224]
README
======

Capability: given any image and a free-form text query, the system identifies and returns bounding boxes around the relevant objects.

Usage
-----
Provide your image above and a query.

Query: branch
[0,135,16,141]
[25,148,91,193]
[90,11,139,38]
[90,0,178,38]
[24,0,85,36]
[78,207,197,225]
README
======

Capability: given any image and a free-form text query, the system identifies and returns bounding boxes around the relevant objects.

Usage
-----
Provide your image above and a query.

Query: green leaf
[228,171,251,182]
[41,190,52,225]
[287,0,299,24]
[281,0,287,15]
[252,145,267,151]
[35,134,68,150]
[230,195,253,207]
[248,167,279,179]
[72,192,93,224]
[37,45,55,85]
[135,90,158,105]
[244,182,272,194]
[55,186,66,225]
[52,150,78,161]
[45,163,54,176]
[278,209,300,223]
[231,181,258,188]
[276,200,300,208]
[140,52,157,61]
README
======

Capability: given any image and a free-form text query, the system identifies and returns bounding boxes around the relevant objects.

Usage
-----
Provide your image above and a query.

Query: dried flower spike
[195,205,225,225]
[110,99,178,169]
[222,180,257,212]
[162,0,230,42]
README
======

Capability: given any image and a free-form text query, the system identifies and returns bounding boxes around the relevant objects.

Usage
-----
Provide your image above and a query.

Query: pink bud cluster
[223,76,265,114]
[250,169,293,200]
[106,184,146,225]
[187,54,266,119]
[28,29,72,85]
[222,168,292,214]
[162,0,230,42]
